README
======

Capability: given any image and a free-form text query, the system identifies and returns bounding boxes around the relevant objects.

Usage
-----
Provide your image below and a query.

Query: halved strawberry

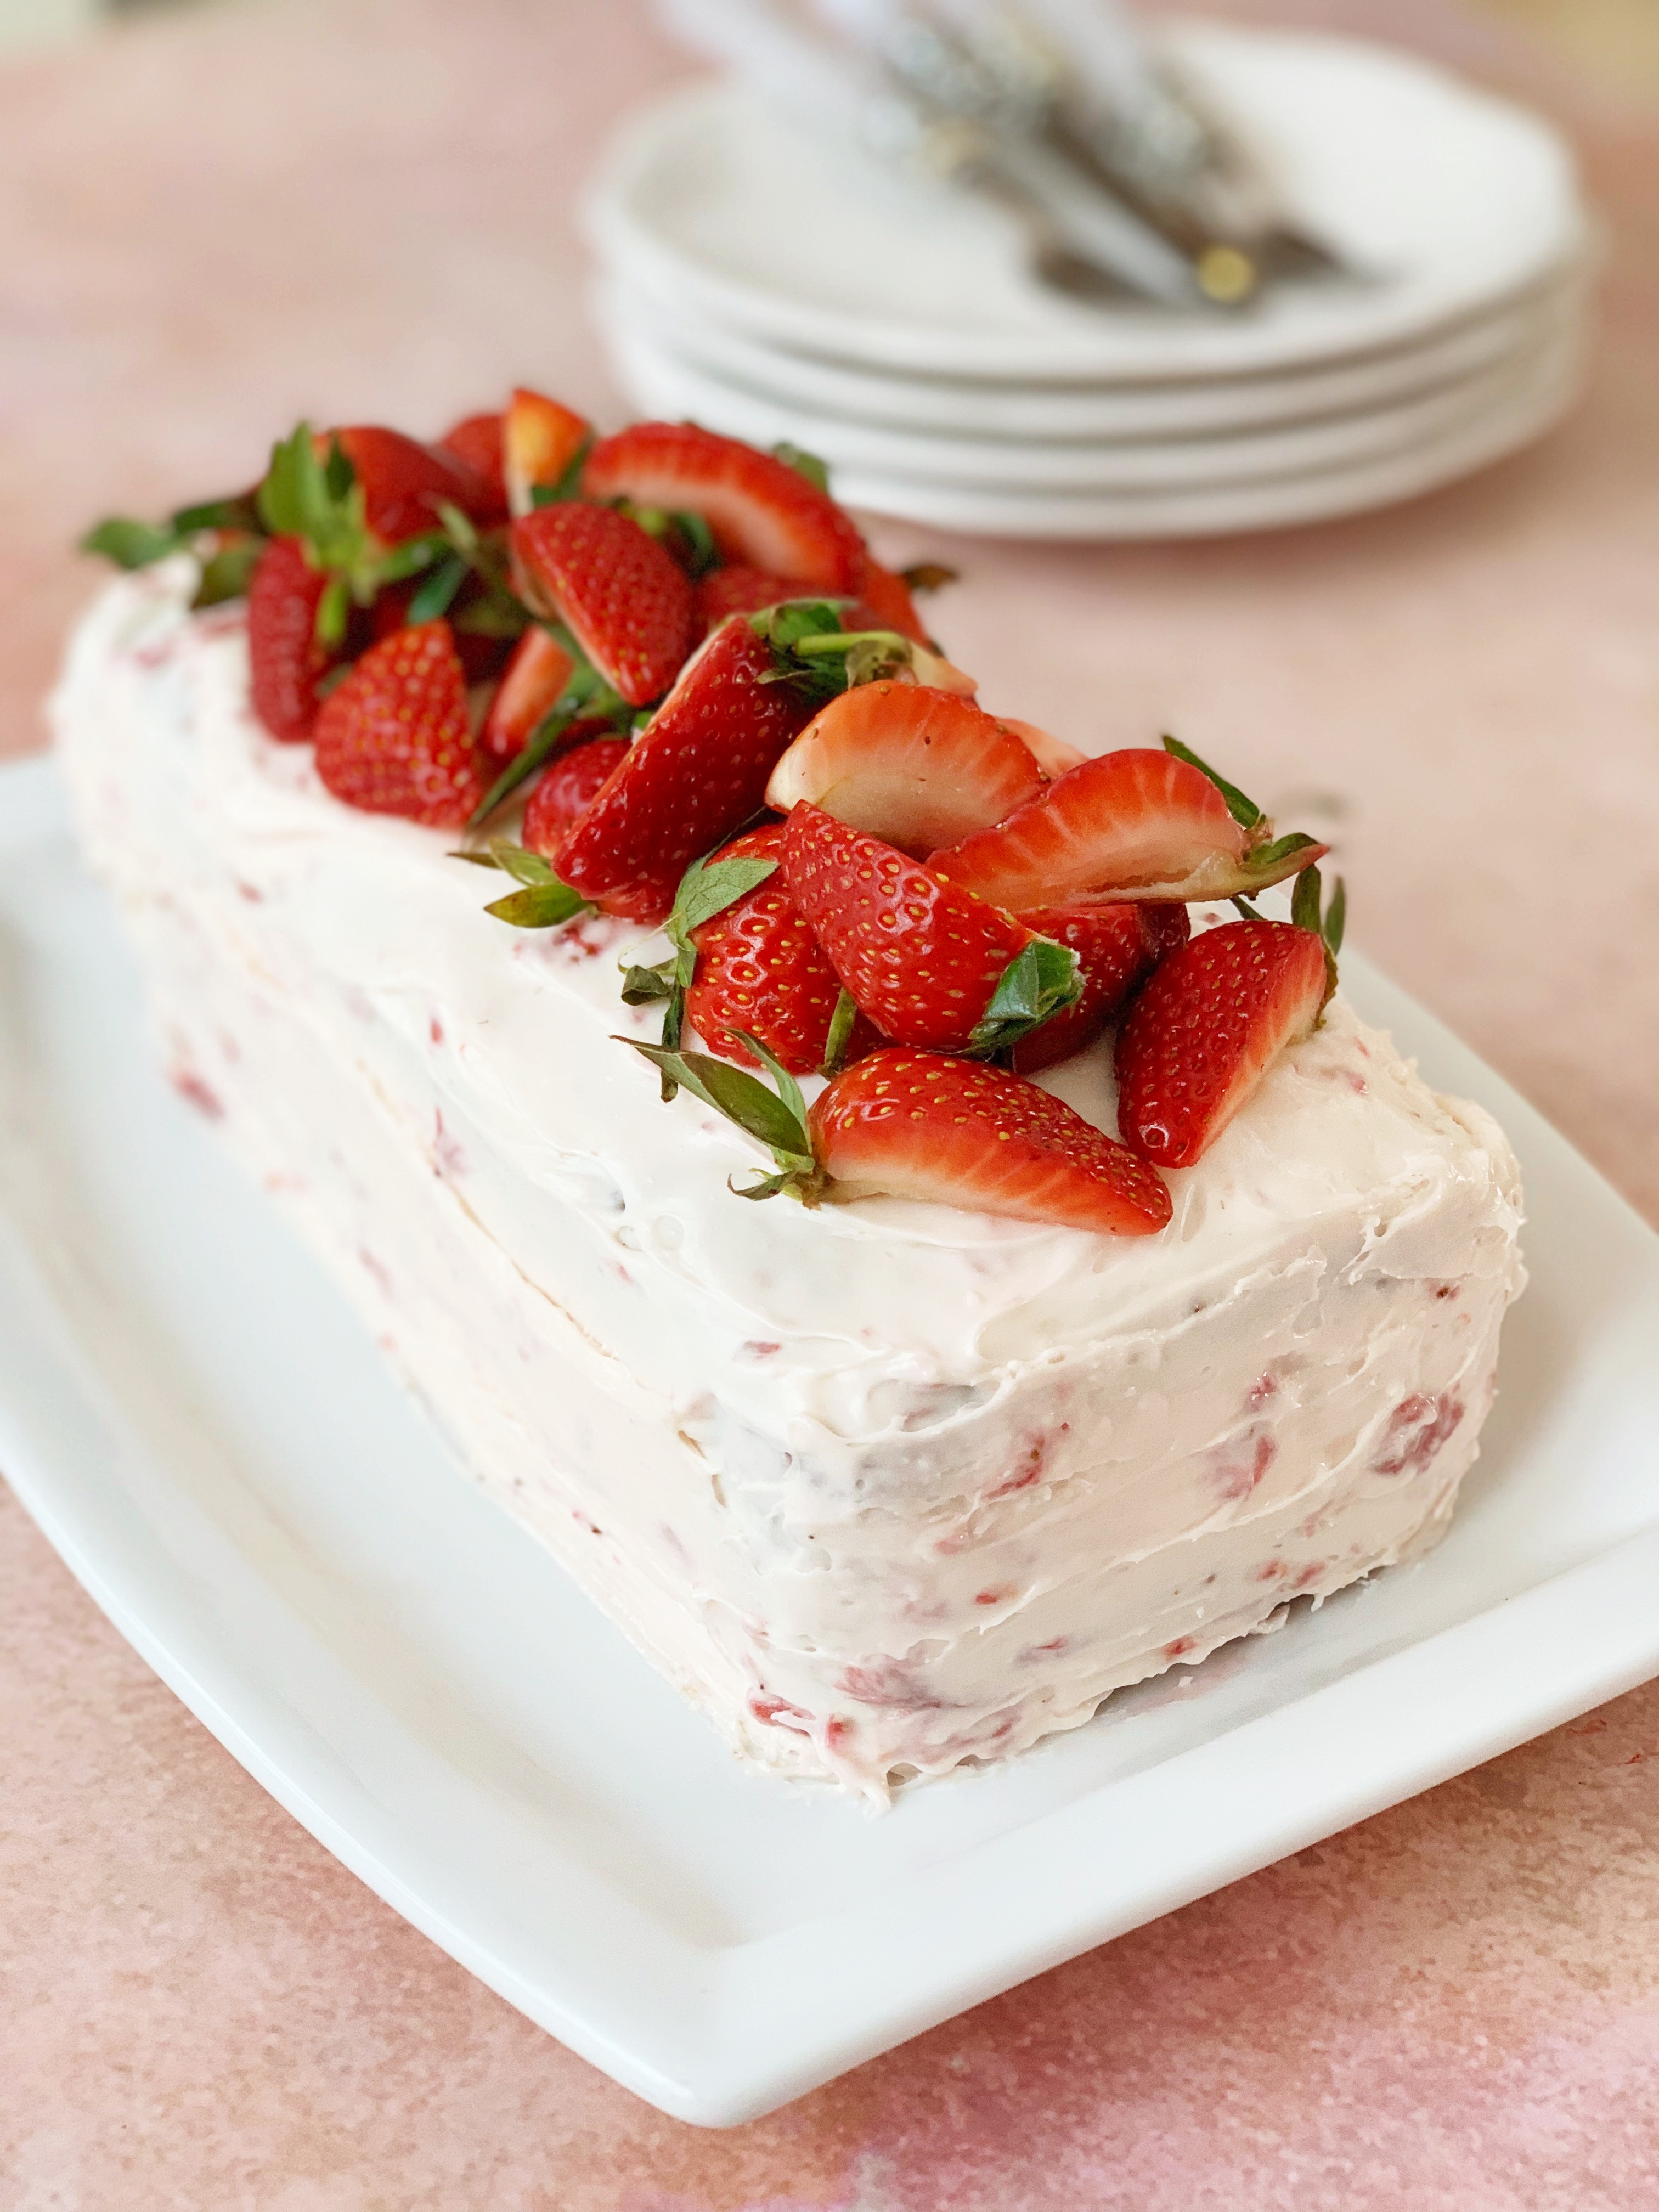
[766,684,1043,855]
[684,825,873,1074]
[480,625,577,765]
[782,805,1055,1053]
[246,534,332,742]
[557,616,818,922]
[503,388,591,517]
[522,736,630,857]
[437,411,509,520]
[331,426,498,544]
[312,619,486,826]
[1115,918,1329,1167]
[932,748,1327,910]
[1009,901,1189,1074]
[583,422,866,591]
[511,501,694,708]
[809,1049,1171,1235]
[997,718,1087,780]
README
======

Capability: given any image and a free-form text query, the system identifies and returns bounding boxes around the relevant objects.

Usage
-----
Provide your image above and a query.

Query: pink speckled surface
[3,0,1659,2202]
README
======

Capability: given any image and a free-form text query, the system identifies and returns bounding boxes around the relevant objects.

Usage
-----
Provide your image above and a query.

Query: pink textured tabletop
[4,0,1659,2203]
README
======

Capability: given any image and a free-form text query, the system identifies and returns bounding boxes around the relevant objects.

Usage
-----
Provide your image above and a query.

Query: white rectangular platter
[3,754,1657,2126]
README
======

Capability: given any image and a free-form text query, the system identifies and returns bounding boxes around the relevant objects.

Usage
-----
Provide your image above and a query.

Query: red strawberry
[480,625,577,765]
[1009,901,1189,1074]
[766,682,1043,856]
[312,619,486,827]
[685,825,874,1074]
[583,422,866,591]
[809,1049,1171,1235]
[503,388,591,516]
[852,554,930,645]
[1115,919,1328,1168]
[511,501,694,708]
[436,411,509,520]
[246,533,331,742]
[996,717,1087,780]
[557,617,818,922]
[331,425,498,545]
[522,737,629,857]
[693,563,802,634]
[933,748,1326,910]
[782,805,1034,1052]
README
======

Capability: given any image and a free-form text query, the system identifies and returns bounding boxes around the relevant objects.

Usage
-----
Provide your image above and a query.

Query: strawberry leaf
[729,1029,809,1138]
[191,539,263,607]
[665,852,779,984]
[171,492,262,536]
[821,989,859,1076]
[407,551,467,624]
[1290,864,1322,936]
[1325,875,1346,955]
[483,879,589,929]
[1247,831,1323,877]
[1291,863,1346,1008]
[771,441,831,494]
[314,574,351,650]
[80,516,183,568]
[1162,733,1262,831]
[965,936,1083,1059]
[900,561,959,594]
[620,960,676,1005]
[620,1040,815,1173]
[527,436,593,509]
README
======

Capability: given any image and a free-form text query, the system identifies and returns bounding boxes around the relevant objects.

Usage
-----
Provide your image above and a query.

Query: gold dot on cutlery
[1196,245,1259,304]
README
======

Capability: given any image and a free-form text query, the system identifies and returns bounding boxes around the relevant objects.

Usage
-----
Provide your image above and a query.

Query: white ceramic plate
[597,263,1587,442]
[601,291,1583,492]
[586,25,1586,382]
[5,757,1658,2128]
[617,313,1584,539]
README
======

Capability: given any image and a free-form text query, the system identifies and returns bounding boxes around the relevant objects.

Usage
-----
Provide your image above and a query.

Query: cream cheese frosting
[52,563,1527,1800]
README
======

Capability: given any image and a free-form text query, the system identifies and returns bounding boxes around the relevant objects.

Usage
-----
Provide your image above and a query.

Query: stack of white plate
[586,22,1594,539]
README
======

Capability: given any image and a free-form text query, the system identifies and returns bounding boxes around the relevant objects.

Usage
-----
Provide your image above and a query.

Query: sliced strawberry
[809,1049,1171,1235]
[331,426,498,545]
[933,748,1329,909]
[503,388,591,517]
[693,563,802,634]
[246,534,332,742]
[583,422,866,591]
[1115,919,1328,1167]
[511,501,694,708]
[781,805,1041,1052]
[480,625,577,765]
[312,619,486,827]
[436,411,509,520]
[766,682,1043,856]
[684,825,873,1074]
[522,736,630,857]
[852,554,930,645]
[1009,901,1189,1074]
[557,616,817,922]
[997,718,1088,780]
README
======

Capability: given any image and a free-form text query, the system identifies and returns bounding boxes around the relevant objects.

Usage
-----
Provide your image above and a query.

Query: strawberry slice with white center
[511,501,695,708]
[1115,917,1330,1167]
[479,625,577,765]
[583,422,867,592]
[809,1049,1171,1235]
[933,747,1327,909]
[557,617,819,923]
[782,805,1084,1055]
[766,683,1045,855]
[503,387,591,517]
[1009,900,1189,1074]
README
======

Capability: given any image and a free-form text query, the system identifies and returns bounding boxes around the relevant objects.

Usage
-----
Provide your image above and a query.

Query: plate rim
[4,754,1657,2126]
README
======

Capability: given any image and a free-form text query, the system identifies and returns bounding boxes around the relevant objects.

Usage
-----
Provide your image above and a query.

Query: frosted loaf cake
[57,398,1525,1799]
